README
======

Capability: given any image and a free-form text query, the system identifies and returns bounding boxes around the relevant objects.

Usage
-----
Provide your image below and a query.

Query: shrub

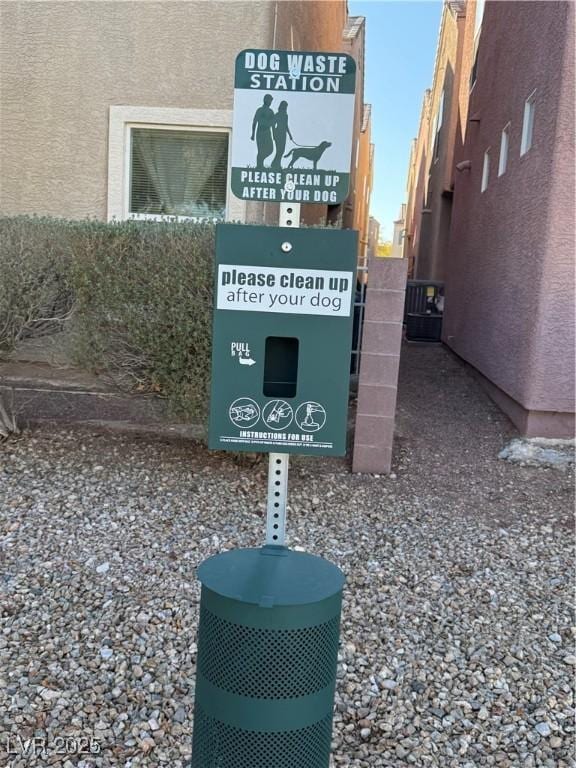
[67,219,215,421]
[0,216,73,352]
[0,216,215,423]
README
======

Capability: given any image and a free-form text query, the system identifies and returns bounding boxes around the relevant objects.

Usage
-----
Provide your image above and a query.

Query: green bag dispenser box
[191,546,345,768]
[208,223,358,456]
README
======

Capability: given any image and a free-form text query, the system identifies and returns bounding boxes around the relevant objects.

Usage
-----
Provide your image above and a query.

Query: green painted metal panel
[202,586,343,631]
[195,675,337,732]
[198,546,345,607]
[208,223,357,456]
[192,706,333,768]
[234,50,356,94]
[231,49,356,204]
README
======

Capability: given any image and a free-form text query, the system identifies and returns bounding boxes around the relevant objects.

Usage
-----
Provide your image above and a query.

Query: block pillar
[352,256,408,473]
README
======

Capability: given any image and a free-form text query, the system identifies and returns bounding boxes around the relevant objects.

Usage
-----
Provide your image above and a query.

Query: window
[481,149,490,192]
[431,90,444,162]
[521,92,536,155]
[130,128,228,220]
[429,111,437,154]
[470,0,486,89]
[498,124,510,176]
[107,106,244,222]
[437,89,445,130]
[474,0,486,36]
[433,129,440,162]
[470,49,480,89]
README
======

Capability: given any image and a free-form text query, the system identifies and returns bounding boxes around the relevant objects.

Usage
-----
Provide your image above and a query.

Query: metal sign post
[266,452,288,544]
[266,202,300,546]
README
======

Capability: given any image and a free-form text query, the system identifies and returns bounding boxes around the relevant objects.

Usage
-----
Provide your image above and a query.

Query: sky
[349,0,442,240]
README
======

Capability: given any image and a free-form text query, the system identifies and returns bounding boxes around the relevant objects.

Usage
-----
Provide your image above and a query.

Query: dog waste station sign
[208,224,357,455]
[231,48,356,204]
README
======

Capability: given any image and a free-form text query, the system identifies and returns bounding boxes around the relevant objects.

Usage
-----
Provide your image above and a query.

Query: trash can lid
[197,546,345,607]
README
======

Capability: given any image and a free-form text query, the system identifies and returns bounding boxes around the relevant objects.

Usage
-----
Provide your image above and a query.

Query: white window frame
[481,148,490,193]
[429,110,438,155]
[437,89,445,130]
[470,0,486,92]
[430,90,444,163]
[474,0,486,37]
[520,91,536,156]
[498,123,510,176]
[107,106,246,223]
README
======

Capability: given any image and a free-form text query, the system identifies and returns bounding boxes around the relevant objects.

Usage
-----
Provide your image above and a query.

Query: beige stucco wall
[0,0,274,220]
[342,17,366,238]
[403,90,430,275]
[1,0,367,238]
[354,119,372,265]
[391,206,405,259]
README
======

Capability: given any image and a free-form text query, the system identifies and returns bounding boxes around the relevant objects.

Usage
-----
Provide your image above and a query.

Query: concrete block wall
[352,256,408,473]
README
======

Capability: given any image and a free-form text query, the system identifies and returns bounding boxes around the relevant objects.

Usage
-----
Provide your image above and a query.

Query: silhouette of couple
[251,94,293,170]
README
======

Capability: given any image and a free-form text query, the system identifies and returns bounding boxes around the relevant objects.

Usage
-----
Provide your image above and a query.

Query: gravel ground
[0,344,574,767]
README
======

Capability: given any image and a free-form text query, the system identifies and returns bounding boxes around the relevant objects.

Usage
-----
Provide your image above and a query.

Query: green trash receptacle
[191,545,345,768]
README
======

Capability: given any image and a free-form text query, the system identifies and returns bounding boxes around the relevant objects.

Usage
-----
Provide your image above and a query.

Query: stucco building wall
[391,204,405,260]
[443,0,575,435]
[1,0,368,236]
[275,0,347,52]
[0,1,273,220]
[353,108,373,266]
[403,92,431,275]
[340,14,372,263]
[406,1,465,281]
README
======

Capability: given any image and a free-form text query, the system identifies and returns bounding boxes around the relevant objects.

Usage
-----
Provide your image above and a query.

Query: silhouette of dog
[283,141,332,170]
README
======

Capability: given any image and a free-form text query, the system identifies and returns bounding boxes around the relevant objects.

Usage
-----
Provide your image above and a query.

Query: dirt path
[388,343,573,528]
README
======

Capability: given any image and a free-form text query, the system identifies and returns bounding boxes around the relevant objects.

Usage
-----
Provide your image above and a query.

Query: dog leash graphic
[287,137,318,149]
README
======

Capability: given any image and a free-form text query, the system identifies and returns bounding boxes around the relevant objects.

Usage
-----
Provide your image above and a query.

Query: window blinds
[130,128,229,219]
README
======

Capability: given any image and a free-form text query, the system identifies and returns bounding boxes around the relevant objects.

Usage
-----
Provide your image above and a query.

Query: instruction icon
[229,398,260,428]
[295,402,326,432]
[262,400,294,430]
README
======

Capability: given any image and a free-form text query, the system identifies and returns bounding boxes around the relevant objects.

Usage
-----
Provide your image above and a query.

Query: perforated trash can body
[191,546,345,768]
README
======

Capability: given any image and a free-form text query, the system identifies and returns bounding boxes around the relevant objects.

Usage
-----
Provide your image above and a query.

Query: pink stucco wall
[443,1,575,426]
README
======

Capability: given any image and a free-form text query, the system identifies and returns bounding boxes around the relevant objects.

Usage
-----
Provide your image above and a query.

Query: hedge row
[0,216,215,421]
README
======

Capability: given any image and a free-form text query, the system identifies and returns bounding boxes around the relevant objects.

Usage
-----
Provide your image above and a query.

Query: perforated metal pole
[266,453,288,545]
[265,202,301,545]
[279,201,300,229]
